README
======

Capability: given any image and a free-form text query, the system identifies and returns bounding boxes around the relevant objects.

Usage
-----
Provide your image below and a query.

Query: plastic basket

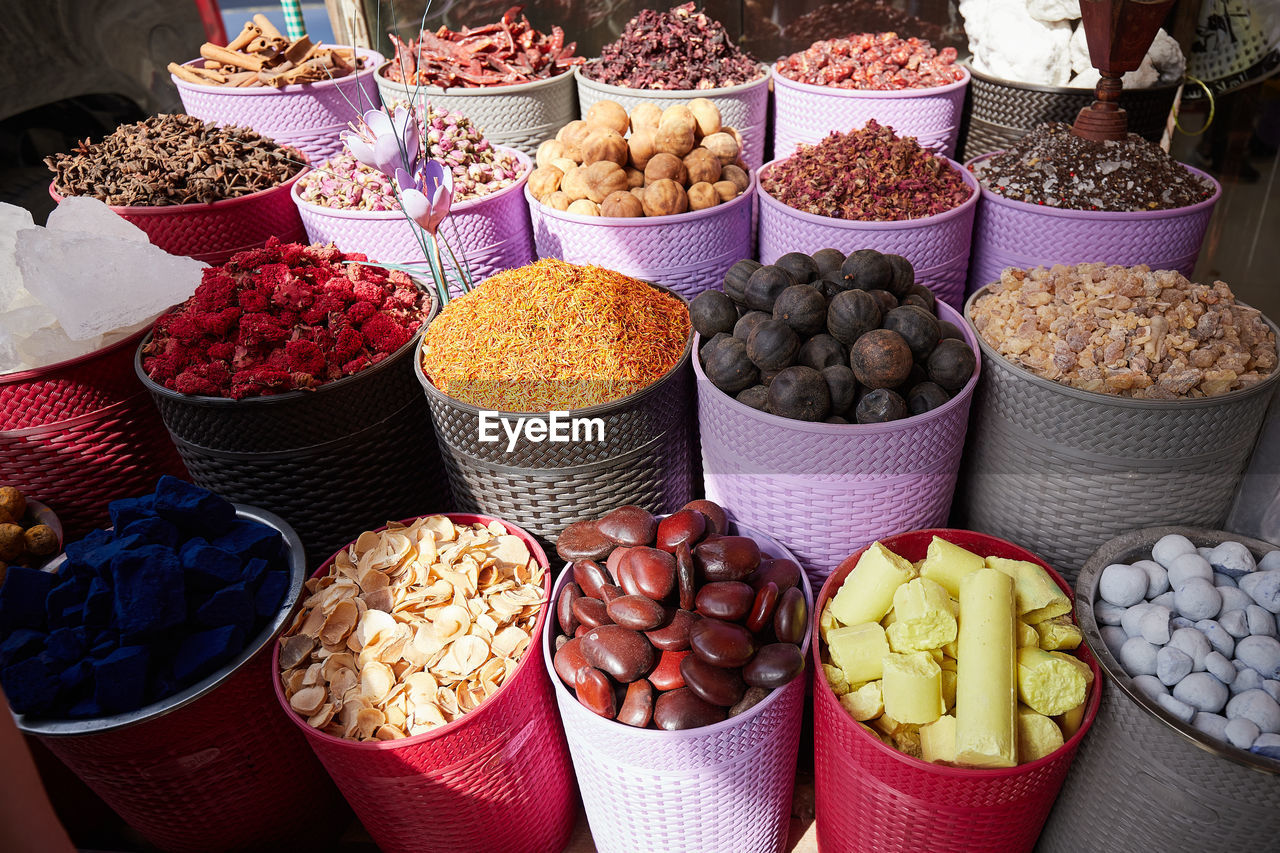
[272,513,575,853]
[1038,526,1279,852]
[772,65,969,159]
[697,301,980,585]
[956,287,1280,584]
[574,65,772,169]
[812,528,1102,853]
[525,174,756,301]
[49,174,308,267]
[0,329,187,540]
[293,148,534,286]
[18,506,348,853]
[376,63,578,157]
[756,159,979,311]
[173,48,385,162]
[544,520,812,853]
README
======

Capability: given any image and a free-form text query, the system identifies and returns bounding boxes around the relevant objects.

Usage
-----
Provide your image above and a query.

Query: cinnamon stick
[201,43,265,72]
[253,14,284,41]
[226,22,260,52]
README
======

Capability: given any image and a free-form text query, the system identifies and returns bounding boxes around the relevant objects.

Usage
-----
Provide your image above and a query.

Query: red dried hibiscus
[143,239,424,400]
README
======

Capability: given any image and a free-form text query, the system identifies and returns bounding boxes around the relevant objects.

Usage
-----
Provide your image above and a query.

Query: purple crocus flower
[396,159,453,235]
[341,107,419,177]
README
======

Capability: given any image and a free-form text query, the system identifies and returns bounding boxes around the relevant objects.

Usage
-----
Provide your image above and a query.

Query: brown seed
[556,520,615,562]
[617,678,655,727]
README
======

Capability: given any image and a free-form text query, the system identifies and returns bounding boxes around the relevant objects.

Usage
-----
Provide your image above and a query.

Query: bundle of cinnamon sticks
[168,14,362,88]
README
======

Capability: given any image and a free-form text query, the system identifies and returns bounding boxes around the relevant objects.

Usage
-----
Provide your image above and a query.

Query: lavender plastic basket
[543,520,812,853]
[525,174,756,301]
[756,159,979,311]
[697,301,981,584]
[965,154,1221,296]
[173,48,384,162]
[293,147,534,287]
[772,65,969,159]
[574,66,772,170]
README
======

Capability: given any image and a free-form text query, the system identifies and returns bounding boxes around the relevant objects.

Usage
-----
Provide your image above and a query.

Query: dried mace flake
[777,32,963,90]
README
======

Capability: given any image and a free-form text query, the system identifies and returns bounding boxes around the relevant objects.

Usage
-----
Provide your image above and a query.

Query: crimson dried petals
[777,33,963,90]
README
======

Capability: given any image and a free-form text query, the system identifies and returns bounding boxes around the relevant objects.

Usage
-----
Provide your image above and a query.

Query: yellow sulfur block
[870,712,911,738]
[1017,704,1065,763]
[886,577,958,653]
[829,542,917,627]
[893,727,923,759]
[883,652,944,724]
[1017,647,1087,716]
[820,601,842,644]
[839,679,884,721]
[1055,701,1087,739]
[1050,652,1094,687]
[942,638,960,659]
[941,668,957,712]
[920,536,986,598]
[920,714,957,763]
[955,568,1018,768]
[986,556,1071,623]
[926,647,945,664]
[822,663,851,696]
[881,608,897,629]
[828,623,890,684]
[1017,620,1039,647]
[1036,616,1083,651]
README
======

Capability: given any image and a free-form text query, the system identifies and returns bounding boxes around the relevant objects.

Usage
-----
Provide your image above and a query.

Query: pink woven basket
[812,529,1102,853]
[272,513,576,853]
[772,65,969,159]
[49,172,308,266]
[543,521,812,853]
[696,302,980,585]
[293,148,534,285]
[964,154,1221,295]
[525,174,756,300]
[756,160,979,311]
[0,329,187,539]
[173,48,385,161]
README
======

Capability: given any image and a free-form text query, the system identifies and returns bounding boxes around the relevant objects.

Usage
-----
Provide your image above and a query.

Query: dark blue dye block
[108,493,156,530]
[110,546,186,640]
[254,571,290,619]
[213,519,283,562]
[195,582,255,633]
[0,567,57,632]
[154,476,235,538]
[0,629,46,669]
[45,626,88,666]
[93,645,151,714]
[2,654,60,715]
[173,625,244,687]
[179,539,243,589]
[121,517,180,550]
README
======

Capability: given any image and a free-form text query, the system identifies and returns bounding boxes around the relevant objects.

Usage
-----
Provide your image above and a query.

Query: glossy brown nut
[553,636,592,687]
[743,642,805,688]
[745,582,779,633]
[689,618,756,668]
[695,581,755,623]
[680,653,747,707]
[605,546,631,582]
[557,520,616,563]
[682,499,729,536]
[645,608,699,651]
[598,505,658,547]
[676,541,696,611]
[574,624,591,638]
[599,583,625,604]
[581,624,655,683]
[655,508,707,553]
[748,558,802,594]
[571,596,612,629]
[774,586,808,646]
[648,649,689,691]
[624,547,676,601]
[575,667,617,719]
[729,686,771,717]
[653,687,727,730]
[694,536,761,582]
[573,560,610,600]
[617,678,655,727]
[607,594,670,631]
[557,581,583,635]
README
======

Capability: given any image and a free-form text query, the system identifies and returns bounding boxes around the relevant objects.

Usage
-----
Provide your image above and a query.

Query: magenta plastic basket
[772,65,969,159]
[756,160,979,311]
[173,47,384,162]
[696,301,981,585]
[964,154,1221,296]
[525,173,756,300]
[272,513,576,853]
[543,520,812,853]
[293,148,534,287]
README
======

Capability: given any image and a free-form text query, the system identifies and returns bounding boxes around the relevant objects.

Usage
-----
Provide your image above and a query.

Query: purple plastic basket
[293,148,534,287]
[772,65,969,159]
[696,301,981,585]
[964,153,1221,296]
[173,47,384,162]
[757,159,979,311]
[525,174,756,301]
[542,520,812,853]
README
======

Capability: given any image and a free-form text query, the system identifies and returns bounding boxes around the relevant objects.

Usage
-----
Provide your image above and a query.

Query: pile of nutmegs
[528,99,750,218]
[0,487,60,581]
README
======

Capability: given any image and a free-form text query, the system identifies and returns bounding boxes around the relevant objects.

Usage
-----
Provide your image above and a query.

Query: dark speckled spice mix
[583,3,762,90]
[762,120,971,221]
[972,123,1215,212]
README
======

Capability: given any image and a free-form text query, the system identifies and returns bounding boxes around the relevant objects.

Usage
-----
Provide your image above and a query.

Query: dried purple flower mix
[583,3,763,90]
[762,120,970,221]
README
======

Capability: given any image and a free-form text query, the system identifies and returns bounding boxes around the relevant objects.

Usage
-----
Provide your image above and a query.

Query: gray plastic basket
[956,286,1280,583]
[1036,526,1279,853]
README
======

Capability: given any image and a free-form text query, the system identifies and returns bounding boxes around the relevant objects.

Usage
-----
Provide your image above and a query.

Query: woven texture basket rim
[1076,525,1280,776]
[965,153,1222,220]
[172,46,385,96]
[960,58,1181,96]
[574,63,772,97]
[812,527,1103,776]
[523,169,756,228]
[756,156,979,230]
[291,146,531,220]
[692,300,981,435]
[50,170,309,216]
[542,518,813,739]
[16,504,306,736]
[771,63,969,98]
[1,327,148,386]
[376,59,576,95]
[269,511,552,751]
[964,286,1280,410]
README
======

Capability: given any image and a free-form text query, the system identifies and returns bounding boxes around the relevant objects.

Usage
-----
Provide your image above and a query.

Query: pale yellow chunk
[1017,704,1065,762]
[941,668,957,712]
[839,679,884,721]
[869,712,912,738]
[822,663,851,696]
[955,568,1017,768]
[1050,651,1094,687]
[893,727,923,759]
[942,638,960,659]
[860,722,890,744]
[886,577,958,652]
[1017,646,1087,716]
[920,537,986,598]
[829,542,917,627]
[828,623,890,684]
[920,714,957,763]
[1035,616,1083,650]
[819,601,841,645]
[1017,620,1040,648]
[986,556,1071,622]
[882,652,944,725]
[1055,701,1088,739]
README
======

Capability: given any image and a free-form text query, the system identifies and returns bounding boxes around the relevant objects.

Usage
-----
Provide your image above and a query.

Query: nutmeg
[725,126,744,150]
[655,123,696,158]
[630,186,646,204]
[545,191,573,211]
[0,523,23,562]
[688,98,722,138]
[528,166,564,202]
[659,105,696,135]
[687,182,720,211]
[582,160,629,204]
[640,178,689,217]
[629,102,662,133]
[601,190,644,218]
[556,119,592,149]
[0,486,25,525]
[23,524,58,557]
[586,100,630,135]
[567,198,601,216]
[560,165,591,201]
[550,156,579,174]
[721,163,750,193]
[713,180,739,202]
[683,148,722,185]
[627,129,658,171]
[625,167,645,188]
[582,128,628,167]
[644,152,688,186]
[536,139,568,169]
[702,132,740,164]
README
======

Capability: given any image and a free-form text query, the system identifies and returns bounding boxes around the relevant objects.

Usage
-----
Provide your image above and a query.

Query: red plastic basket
[0,329,187,539]
[811,529,1103,853]
[271,513,577,853]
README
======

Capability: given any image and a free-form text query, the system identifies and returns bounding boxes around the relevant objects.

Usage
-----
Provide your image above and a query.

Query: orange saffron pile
[420,259,691,411]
